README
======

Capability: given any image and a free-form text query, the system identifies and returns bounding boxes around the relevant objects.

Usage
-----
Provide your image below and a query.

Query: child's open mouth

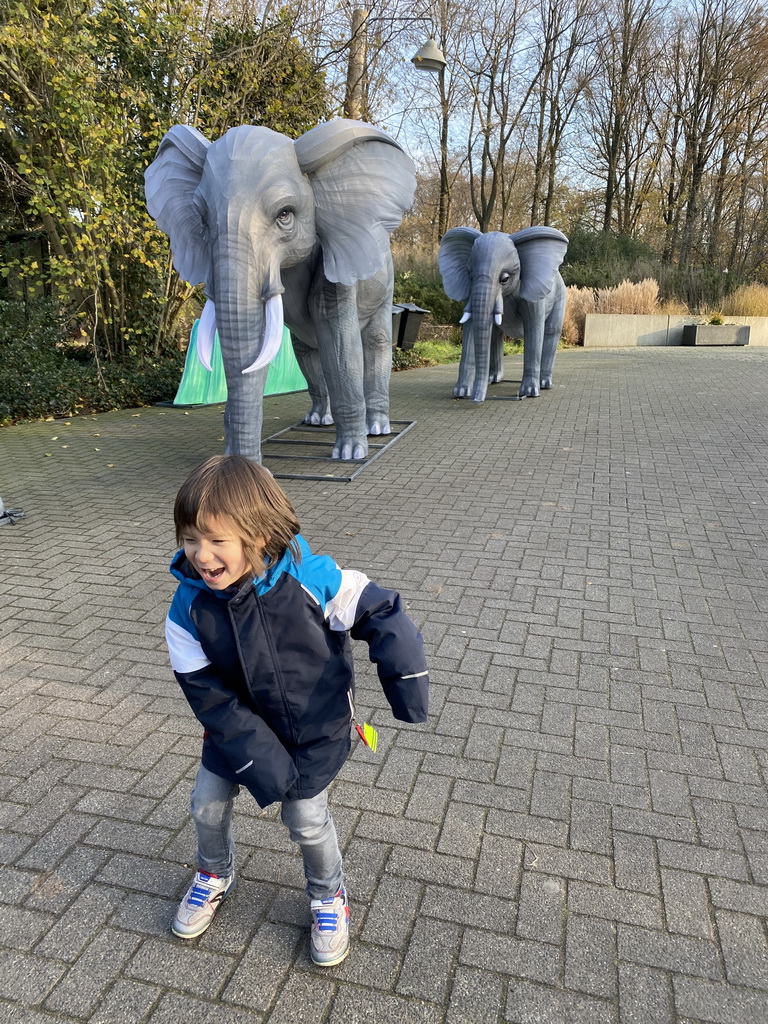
[200,567,225,581]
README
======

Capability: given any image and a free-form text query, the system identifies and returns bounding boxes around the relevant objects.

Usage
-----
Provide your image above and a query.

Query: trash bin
[396,303,430,349]
[391,304,405,348]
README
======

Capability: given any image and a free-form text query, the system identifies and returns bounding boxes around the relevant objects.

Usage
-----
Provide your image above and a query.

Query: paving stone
[618,923,721,979]
[613,832,660,895]
[505,980,616,1024]
[673,976,768,1023]
[44,929,142,1016]
[445,966,504,1024]
[0,949,65,1007]
[565,914,617,998]
[360,875,423,948]
[146,992,263,1023]
[89,979,161,1024]
[618,965,674,1024]
[396,916,460,1001]
[716,909,768,989]
[660,868,714,940]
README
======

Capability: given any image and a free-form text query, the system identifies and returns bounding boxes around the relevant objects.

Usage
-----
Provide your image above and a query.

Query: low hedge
[1,357,185,425]
[0,299,184,426]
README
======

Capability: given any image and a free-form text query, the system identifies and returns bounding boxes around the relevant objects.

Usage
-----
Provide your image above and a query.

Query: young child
[165,455,429,966]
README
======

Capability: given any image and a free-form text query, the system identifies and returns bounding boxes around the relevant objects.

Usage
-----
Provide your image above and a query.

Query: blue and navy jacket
[165,535,428,807]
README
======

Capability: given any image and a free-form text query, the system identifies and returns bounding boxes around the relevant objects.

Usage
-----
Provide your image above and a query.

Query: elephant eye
[499,272,511,284]
[276,208,294,225]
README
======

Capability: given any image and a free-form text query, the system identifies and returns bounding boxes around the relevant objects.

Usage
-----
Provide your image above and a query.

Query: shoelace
[188,875,218,908]
[314,909,339,932]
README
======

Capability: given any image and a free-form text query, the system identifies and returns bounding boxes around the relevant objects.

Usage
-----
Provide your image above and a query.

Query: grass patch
[397,338,523,370]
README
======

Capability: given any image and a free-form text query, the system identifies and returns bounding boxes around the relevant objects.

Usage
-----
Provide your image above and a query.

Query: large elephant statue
[145,120,416,460]
[438,226,568,403]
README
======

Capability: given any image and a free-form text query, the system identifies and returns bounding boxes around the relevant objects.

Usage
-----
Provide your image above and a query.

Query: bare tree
[527,0,601,226]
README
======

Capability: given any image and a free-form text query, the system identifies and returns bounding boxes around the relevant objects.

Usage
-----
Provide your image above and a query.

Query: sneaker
[310,886,350,966]
[172,870,234,939]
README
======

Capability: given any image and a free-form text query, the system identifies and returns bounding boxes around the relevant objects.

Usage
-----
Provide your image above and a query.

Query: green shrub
[0,298,185,425]
[391,347,430,371]
[393,272,464,326]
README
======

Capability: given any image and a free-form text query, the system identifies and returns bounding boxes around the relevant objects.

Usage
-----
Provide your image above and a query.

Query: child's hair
[174,455,301,573]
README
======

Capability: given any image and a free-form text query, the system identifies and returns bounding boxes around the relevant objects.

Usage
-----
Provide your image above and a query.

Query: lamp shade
[410,38,447,73]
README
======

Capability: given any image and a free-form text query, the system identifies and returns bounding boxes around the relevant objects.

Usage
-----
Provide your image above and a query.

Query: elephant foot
[304,407,334,427]
[453,384,471,398]
[332,437,368,461]
[488,372,504,384]
[519,379,541,398]
[540,377,553,390]
[367,417,391,436]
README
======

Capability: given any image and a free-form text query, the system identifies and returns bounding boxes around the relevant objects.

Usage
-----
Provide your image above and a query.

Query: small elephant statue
[438,226,568,403]
[145,120,416,460]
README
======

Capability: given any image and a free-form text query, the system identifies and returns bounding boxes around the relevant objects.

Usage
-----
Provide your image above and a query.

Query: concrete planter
[681,324,750,346]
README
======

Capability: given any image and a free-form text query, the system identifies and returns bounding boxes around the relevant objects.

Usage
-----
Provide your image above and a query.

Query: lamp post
[411,37,449,239]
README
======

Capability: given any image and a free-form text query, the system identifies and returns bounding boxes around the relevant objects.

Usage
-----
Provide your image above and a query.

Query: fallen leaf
[107,463,115,468]
[93,447,100,451]
[61,445,69,449]
[51,436,58,440]
[44,453,52,457]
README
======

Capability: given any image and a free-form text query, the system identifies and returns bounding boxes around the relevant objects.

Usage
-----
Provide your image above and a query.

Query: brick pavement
[1,346,768,1024]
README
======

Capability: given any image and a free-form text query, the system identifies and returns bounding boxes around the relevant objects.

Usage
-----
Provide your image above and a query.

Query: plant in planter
[682,315,749,346]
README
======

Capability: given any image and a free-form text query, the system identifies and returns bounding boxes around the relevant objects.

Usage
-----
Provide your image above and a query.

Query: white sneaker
[172,870,234,939]
[310,886,350,966]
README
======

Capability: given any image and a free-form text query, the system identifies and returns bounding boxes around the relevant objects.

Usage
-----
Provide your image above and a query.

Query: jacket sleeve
[166,611,298,807]
[327,573,429,723]
[173,667,299,807]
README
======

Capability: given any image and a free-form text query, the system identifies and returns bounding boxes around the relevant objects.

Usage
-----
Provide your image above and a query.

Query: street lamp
[411,38,450,239]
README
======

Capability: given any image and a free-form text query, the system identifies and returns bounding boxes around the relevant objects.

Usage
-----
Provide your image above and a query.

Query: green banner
[174,322,308,405]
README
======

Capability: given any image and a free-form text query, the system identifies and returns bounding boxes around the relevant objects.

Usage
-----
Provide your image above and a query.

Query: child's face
[181,515,260,591]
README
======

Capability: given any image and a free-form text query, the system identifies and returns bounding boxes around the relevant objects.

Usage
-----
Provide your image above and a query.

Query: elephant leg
[454,321,475,398]
[540,280,566,390]
[488,324,504,384]
[291,336,333,426]
[539,321,560,390]
[360,305,392,437]
[222,363,269,463]
[518,299,546,398]
[312,280,368,461]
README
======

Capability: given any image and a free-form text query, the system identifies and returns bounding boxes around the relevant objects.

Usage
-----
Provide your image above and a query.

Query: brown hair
[174,455,301,574]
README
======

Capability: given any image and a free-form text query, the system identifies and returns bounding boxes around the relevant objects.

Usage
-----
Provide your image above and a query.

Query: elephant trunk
[206,243,284,460]
[211,243,285,373]
[469,276,500,404]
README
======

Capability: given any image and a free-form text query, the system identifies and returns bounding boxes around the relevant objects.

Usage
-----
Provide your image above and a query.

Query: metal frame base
[263,420,416,482]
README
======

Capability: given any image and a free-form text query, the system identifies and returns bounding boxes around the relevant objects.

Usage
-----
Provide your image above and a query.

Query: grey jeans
[189,763,344,900]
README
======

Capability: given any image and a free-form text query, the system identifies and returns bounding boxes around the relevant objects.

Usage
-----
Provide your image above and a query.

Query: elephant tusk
[459,310,472,324]
[494,312,503,326]
[196,299,216,372]
[242,293,284,375]
[493,299,503,326]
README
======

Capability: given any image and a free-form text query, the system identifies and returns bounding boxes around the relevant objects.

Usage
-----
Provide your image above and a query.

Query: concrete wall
[583,313,768,348]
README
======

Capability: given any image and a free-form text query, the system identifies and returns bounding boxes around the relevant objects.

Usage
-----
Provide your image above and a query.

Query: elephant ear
[438,227,482,301]
[294,119,416,286]
[144,125,212,289]
[509,226,568,302]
